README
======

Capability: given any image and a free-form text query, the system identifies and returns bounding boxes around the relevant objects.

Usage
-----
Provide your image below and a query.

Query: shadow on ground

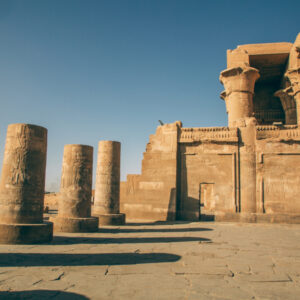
[0,252,181,267]
[98,227,213,233]
[0,290,88,299]
[124,221,193,226]
[51,236,212,245]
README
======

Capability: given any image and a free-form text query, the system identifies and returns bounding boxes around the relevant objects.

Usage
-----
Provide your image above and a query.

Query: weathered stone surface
[0,123,52,244]
[93,141,125,225]
[51,144,98,232]
[44,192,59,210]
[1,222,300,299]
[120,122,181,222]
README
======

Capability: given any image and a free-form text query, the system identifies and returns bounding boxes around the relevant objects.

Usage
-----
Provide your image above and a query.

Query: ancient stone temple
[120,33,300,223]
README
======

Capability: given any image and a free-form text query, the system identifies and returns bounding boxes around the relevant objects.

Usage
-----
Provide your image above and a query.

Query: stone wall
[120,121,181,222]
[255,125,300,215]
[178,127,239,220]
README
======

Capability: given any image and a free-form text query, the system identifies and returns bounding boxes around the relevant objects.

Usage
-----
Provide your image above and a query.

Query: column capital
[274,86,295,107]
[274,87,297,125]
[220,66,260,96]
[285,68,300,96]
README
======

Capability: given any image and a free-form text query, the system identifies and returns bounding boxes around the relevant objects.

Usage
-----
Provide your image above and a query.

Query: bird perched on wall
[158,120,164,125]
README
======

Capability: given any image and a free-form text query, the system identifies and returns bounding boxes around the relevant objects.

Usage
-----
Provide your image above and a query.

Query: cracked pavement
[0,222,300,299]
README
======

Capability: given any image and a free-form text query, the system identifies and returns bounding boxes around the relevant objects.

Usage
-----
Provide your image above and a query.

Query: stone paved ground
[0,221,300,299]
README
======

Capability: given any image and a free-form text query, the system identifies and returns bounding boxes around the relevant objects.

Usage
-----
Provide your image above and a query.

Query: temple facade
[120,33,300,223]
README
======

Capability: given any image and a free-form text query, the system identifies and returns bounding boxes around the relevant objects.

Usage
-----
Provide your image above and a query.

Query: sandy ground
[0,221,300,299]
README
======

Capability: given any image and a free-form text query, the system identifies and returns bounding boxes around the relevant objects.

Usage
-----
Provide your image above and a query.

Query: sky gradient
[0,0,299,191]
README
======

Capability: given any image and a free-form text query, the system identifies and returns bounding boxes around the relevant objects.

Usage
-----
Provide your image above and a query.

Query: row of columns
[0,123,125,244]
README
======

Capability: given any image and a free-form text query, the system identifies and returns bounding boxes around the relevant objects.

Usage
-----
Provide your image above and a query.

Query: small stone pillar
[238,119,257,213]
[51,145,98,232]
[0,124,53,244]
[93,141,125,225]
[220,67,260,127]
[274,88,297,124]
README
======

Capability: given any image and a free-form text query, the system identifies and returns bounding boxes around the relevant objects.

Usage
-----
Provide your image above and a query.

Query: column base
[97,213,126,226]
[0,222,53,244]
[50,216,99,233]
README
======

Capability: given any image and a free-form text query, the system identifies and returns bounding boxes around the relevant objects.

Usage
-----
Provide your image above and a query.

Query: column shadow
[51,236,212,245]
[0,290,88,299]
[0,252,181,267]
[97,227,213,233]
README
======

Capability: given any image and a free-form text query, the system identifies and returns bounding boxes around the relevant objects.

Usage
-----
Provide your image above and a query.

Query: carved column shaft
[239,123,257,213]
[59,145,93,218]
[0,123,53,244]
[51,144,98,232]
[220,67,259,213]
[274,88,297,125]
[0,124,47,224]
[285,68,300,125]
[93,141,125,225]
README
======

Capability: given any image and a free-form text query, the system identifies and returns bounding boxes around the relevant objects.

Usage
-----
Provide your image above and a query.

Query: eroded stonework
[120,33,300,223]
[51,144,98,232]
[0,124,53,243]
[93,141,125,225]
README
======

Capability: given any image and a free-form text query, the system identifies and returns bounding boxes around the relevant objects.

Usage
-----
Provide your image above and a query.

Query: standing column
[238,121,257,214]
[220,66,260,214]
[286,34,300,124]
[93,141,125,225]
[274,88,297,125]
[0,124,53,244]
[285,69,300,124]
[51,145,98,232]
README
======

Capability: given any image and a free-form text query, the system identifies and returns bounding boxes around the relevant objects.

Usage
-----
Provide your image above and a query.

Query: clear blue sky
[0,0,299,191]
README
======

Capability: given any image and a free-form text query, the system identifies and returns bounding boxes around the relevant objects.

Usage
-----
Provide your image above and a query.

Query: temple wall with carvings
[178,127,239,221]
[120,33,300,223]
[255,125,300,215]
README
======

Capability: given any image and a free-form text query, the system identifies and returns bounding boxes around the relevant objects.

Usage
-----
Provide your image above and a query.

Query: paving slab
[0,222,300,299]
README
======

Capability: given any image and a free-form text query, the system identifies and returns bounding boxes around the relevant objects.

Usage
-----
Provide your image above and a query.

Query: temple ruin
[120,33,300,223]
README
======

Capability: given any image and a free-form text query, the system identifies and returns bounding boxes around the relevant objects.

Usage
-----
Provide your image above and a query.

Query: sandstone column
[220,66,260,127]
[274,88,297,124]
[238,120,257,214]
[51,145,98,232]
[286,34,300,124]
[93,141,125,225]
[285,69,300,124]
[0,124,53,244]
[220,67,260,214]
